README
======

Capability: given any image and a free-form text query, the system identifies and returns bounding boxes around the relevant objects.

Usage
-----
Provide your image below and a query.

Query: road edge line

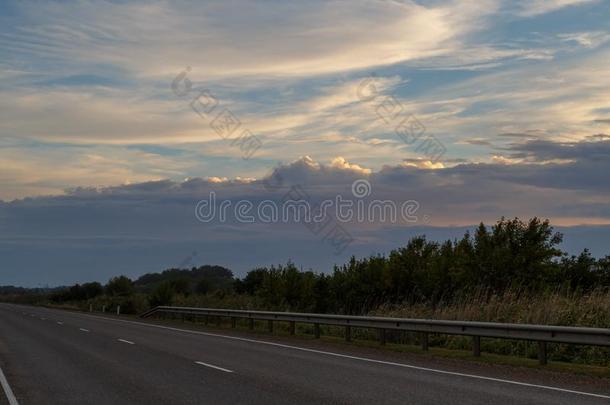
[0,364,19,405]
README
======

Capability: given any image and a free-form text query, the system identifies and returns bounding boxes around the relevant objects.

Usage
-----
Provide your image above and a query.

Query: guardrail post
[473,336,481,357]
[538,341,547,365]
[345,326,351,342]
[289,321,296,335]
[89,304,93,313]
[314,323,320,339]
[249,318,254,330]
[231,317,237,328]
[268,320,274,333]
[421,332,429,351]
[379,329,386,345]
[117,305,121,316]
[102,305,106,313]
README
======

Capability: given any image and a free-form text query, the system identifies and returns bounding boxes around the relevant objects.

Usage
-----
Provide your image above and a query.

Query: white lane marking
[0,364,19,405]
[39,317,46,321]
[79,328,90,333]
[31,309,610,400]
[195,361,233,373]
[57,322,64,325]
[117,339,135,345]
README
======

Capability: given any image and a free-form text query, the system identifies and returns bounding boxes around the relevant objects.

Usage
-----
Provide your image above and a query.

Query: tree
[105,276,134,297]
[149,281,175,307]
[559,249,597,290]
[472,217,563,291]
[170,278,191,295]
[82,282,103,299]
[195,278,211,295]
[240,268,267,295]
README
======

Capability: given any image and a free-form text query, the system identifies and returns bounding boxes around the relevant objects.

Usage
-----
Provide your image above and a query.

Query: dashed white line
[0,364,19,405]
[117,339,135,345]
[57,322,64,325]
[195,361,233,373]
[79,328,90,333]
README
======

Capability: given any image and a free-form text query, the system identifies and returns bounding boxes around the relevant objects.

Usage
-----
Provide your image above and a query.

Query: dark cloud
[497,132,540,139]
[461,138,492,146]
[504,138,610,162]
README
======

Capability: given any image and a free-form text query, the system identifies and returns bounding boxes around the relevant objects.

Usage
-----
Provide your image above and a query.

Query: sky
[1,0,610,286]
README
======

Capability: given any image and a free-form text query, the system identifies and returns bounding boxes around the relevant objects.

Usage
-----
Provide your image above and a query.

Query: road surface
[0,303,608,404]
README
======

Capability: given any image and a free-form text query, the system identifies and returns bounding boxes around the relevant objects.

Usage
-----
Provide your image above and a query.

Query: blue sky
[1,0,610,285]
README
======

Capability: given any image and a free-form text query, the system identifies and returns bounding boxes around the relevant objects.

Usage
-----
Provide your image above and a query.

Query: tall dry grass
[372,288,610,328]
[370,288,610,365]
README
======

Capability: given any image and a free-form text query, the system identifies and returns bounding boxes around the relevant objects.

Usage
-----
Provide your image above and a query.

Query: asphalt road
[0,303,608,405]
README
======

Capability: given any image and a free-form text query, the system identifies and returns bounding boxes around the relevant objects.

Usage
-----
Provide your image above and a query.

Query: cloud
[503,137,610,162]
[329,157,372,175]
[514,0,598,17]
[400,159,445,169]
[458,138,493,146]
[399,48,610,150]
[2,0,610,209]
[558,31,610,48]
[5,138,610,222]
[3,145,610,286]
[3,44,610,201]
[0,0,501,80]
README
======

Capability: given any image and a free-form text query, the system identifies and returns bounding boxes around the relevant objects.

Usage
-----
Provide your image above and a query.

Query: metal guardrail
[140,306,610,365]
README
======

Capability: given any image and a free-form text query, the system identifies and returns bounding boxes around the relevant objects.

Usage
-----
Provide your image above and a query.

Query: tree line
[234,217,610,314]
[2,217,609,315]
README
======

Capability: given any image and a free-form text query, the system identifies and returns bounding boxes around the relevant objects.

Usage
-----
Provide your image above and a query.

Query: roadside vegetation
[2,217,609,365]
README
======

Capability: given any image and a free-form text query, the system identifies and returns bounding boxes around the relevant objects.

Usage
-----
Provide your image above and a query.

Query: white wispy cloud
[513,0,599,17]
[0,0,501,79]
[557,31,610,48]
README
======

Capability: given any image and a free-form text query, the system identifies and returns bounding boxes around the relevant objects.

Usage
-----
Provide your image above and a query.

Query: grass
[371,289,610,367]
[371,288,610,328]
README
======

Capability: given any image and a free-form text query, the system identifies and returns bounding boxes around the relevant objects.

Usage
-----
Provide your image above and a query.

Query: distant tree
[49,281,104,302]
[596,256,610,286]
[232,279,246,294]
[240,268,267,295]
[473,217,563,291]
[559,249,598,290]
[105,276,134,297]
[195,279,211,295]
[82,282,103,299]
[170,278,191,295]
[149,281,175,307]
[134,265,234,293]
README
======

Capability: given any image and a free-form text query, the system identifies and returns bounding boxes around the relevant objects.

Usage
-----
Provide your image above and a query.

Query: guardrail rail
[140,306,610,365]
